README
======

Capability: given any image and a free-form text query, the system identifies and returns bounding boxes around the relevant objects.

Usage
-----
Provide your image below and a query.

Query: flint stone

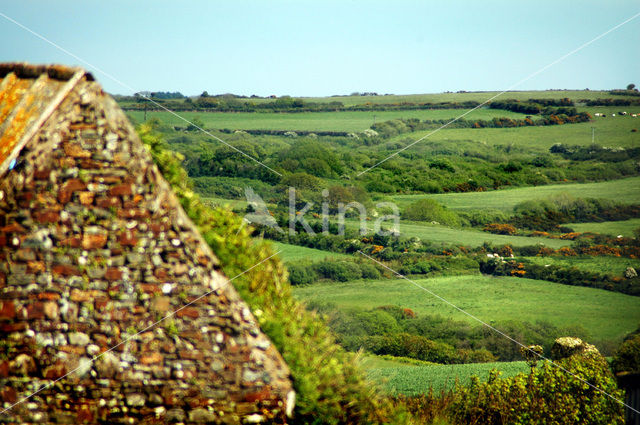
[68,332,90,346]
[188,408,216,423]
[126,393,146,407]
[95,352,119,378]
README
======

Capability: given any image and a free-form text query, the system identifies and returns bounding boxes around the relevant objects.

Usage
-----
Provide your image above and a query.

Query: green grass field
[384,110,640,150]
[271,241,350,262]
[520,255,640,276]
[293,275,640,342]
[127,108,530,133]
[396,221,569,248]
[361,356,530,394]
[566,218,640,237]
[391,177,640,211]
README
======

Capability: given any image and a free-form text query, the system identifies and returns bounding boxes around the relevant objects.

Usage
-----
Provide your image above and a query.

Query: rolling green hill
[293,275,640,342]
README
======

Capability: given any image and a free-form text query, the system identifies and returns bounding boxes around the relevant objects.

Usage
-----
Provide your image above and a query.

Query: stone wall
[0,73,293,424]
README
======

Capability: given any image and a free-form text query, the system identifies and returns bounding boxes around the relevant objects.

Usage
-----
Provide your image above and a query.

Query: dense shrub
[450,355,624,424]
[287,263,319,285]
[612,329,640,374]
[314,261,363,282]
[403,199,461,226]
[483,223,517,235]
[361,333,460,363]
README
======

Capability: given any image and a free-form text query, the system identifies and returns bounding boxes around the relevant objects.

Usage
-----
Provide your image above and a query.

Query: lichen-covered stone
[551,337,601,360]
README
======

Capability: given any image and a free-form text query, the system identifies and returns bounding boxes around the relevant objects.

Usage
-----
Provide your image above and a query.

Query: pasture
[384,110,640,150]
[395,221,568,248]
[521,255,640,276]
[391,177,640,211]
[127,108,530,133]
[270,241,350,262]
[566,218,640,237]
[293,275,640,342]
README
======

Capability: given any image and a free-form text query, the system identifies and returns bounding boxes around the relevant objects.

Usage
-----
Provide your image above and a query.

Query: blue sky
[1,1,638,96]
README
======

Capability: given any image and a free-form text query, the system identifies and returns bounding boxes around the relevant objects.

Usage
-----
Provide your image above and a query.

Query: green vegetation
[450,356,623,424]
[128,108,530,132]
[293,276,640,342]
[362,358,529,394]
[521,255,639,276]
[567,218,640,236]
[129,88,640,423]
[271,241,350,262]
[394,221,568,248]
[392,177,640,211]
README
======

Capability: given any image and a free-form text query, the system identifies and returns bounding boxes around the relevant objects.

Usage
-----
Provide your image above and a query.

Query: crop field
[270,241,350,262]
[362,357,530,394]
[566,218,640,237]
[520,255,640,276]
[391,177,640,211]
[126,108,531,133]
[293,275,640,342]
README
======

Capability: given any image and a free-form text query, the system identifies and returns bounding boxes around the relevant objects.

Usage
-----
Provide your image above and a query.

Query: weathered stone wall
[0,75,293,424]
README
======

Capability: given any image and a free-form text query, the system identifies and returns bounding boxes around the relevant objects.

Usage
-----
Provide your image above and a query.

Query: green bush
[287,263,319,285]
[314,261,363,282]
[403,199,461,227]
[362,333,460,364]
[360,263,382,279]
[450,355,624,424]
[612,329,640,374]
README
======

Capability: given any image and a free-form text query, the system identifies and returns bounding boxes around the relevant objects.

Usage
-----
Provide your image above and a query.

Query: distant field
[521,255,640,276]
[294,90,622,106]
[293,275,640,342]
[566,218,640,237]
[391,177,640,211]
[386,109,640,150]
[362,357,530,394]
[271,241,350,262]
[127,108,529,133]
[395,221,568,248]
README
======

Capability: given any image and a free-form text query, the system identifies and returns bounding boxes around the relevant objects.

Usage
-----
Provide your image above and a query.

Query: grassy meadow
[566,218,640,236]
[391,177,640,211]
[127,107,531,133]
[396,221,569,248]
[271,241,351,262]
[293,275,640,342]
[520,255,640,276]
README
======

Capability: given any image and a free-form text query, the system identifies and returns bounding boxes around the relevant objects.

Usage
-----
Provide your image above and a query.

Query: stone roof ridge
[0,63,91,179]
[0,62,94,81]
